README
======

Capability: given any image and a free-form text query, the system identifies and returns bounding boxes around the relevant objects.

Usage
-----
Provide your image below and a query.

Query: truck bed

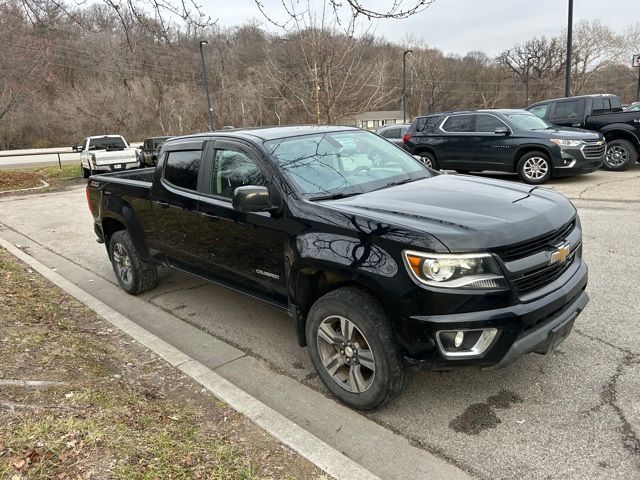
[91,167,155,184]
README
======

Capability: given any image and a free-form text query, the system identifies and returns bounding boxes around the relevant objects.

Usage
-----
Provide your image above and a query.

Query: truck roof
[165,125,360,144]
[88,135,125,139]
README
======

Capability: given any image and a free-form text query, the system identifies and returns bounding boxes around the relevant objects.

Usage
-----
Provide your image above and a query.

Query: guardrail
[0,150,72,169]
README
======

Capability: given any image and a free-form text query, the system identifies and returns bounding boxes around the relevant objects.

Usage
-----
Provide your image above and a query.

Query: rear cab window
[88,137,127,151]
[163,150,202,191]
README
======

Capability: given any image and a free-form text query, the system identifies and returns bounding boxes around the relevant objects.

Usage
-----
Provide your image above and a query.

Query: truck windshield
[505,113,551,131]
[88,137,127,150]
[264,130,428,197]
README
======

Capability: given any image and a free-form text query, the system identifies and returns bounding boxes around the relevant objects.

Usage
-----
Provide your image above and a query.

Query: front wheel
[109,230,157,295]
[305,287,407,410]
[602,139,637,171]
[517,151,552,184]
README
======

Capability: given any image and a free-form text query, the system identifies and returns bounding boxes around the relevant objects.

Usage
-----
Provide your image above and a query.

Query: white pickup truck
[76,135,139,178]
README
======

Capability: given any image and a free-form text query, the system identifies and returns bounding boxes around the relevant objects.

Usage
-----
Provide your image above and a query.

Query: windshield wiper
[382,177,418,188]
[309,191,363,201]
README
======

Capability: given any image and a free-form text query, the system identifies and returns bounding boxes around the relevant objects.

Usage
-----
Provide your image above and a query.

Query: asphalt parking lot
[1,166,639,479]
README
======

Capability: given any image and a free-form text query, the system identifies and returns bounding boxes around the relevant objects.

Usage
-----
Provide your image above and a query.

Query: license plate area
[534,314,576,355]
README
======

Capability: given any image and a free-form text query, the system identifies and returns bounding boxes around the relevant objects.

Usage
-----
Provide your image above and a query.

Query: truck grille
[581,141,606,158]
[513,251,576,295]
[493,219,576,262]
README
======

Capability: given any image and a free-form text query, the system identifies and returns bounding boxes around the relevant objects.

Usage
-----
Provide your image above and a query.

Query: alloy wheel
[112,243,133,286]
[316,315,376,393]
[605,145,628,168]
[419,156,433,168]
[522,156,549,180]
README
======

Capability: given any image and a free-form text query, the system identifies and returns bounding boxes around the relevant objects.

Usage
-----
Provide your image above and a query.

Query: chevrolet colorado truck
[86,126,589,409]
[78,135,140,178]
[527,94,640,171]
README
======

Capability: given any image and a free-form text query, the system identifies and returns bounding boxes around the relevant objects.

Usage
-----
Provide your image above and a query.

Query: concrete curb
[0,238,381,480]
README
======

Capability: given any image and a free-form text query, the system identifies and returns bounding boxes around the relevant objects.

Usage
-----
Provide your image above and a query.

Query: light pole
[524,56,534,107]
[564,0,573,97]
[402,50,412,123]
[198,40,214,130]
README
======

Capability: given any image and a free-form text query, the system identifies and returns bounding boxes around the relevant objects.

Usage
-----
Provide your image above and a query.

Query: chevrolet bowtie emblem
[550,244,571,265]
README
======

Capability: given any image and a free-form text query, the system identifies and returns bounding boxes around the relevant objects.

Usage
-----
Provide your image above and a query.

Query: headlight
[550,139,583,147]
[403,250,507,289]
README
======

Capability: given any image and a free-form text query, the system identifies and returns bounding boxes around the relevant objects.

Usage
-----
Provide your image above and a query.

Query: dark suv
[403,109,605,184]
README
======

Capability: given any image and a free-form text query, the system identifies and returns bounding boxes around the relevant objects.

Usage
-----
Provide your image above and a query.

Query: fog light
[436,328,498,358]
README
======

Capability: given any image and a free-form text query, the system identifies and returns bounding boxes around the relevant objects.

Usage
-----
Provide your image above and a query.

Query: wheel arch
[601,127,640,149]
[513,145,553,172]
[291,263,394,347]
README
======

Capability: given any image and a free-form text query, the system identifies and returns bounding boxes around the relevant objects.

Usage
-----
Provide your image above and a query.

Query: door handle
[154,200,169,209]
[200,212,220,222]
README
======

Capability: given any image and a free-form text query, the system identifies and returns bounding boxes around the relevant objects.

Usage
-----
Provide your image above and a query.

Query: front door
[197,139,287,301]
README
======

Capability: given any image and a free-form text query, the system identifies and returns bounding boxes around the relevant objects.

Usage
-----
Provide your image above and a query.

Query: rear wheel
[305,287,407,410]
[603,139,637,171]
[82,167,90,178]
[109,230,157,295]
[517,151,552,184]
[417,152,438,170]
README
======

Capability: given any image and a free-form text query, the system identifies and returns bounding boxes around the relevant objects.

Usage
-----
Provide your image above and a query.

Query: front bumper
[401,260,589,370]
[552,146,604,176]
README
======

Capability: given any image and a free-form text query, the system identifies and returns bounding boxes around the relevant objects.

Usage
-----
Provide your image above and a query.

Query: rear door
[438,114,475,168]
[152,140,205,271]
[197,139,287,301]
[469,113,514,171]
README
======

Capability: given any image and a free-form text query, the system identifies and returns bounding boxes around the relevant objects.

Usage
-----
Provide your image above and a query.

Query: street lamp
[564,0,573,97]
[198,40,214,130]
[524,56,534,107]
[402,50,412,123]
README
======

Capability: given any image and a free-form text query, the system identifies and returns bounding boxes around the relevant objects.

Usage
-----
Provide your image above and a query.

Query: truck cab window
[528,104,548,119]
[212,149,265,199]
[552,100,580,120]
[164,150,201,190]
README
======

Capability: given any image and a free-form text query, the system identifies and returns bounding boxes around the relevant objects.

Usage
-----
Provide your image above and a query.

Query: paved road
[1,167,639,479]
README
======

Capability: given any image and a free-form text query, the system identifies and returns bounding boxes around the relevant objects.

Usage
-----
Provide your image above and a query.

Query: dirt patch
[0,165,84,194]
[0,247,327,480]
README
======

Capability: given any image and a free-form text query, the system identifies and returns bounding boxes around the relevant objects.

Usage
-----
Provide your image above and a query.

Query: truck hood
[321,174,576,251]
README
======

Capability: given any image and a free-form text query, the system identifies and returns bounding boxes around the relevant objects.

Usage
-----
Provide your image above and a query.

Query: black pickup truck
[527,94,640,171]
[86,126,589,409]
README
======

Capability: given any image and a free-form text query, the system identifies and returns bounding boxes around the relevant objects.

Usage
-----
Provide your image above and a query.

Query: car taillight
[402,133,412,143]
[86,186,93,214]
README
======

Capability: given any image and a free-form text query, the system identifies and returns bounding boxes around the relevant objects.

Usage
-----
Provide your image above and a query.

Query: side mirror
[72,144,79,152]
[494,126,511,135]
[232,185,274,213]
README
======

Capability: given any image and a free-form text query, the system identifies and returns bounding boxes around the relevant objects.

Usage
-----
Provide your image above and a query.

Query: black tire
[517,151,552,184]
[602,139,637,171]
[305,287,407,410]
[82,167,90,179]
[109,230,157,295]
[417,151,438,170]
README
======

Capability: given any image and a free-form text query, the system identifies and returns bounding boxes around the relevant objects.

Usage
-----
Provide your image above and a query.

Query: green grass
[37,163,82,179]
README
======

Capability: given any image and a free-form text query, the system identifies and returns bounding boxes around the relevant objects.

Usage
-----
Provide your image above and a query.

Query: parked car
[374,123,411,148]
[138,136,172,167]
[77,135,139,178]
[624,102,640,112]
[403,109,605,184]
[86,126,588,409]
[527,94,640,171]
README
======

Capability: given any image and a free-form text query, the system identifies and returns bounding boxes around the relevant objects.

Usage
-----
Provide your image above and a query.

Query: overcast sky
[205,0,638,56]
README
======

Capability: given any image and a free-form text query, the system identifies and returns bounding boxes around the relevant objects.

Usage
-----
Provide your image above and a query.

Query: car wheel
[109,230,157,295]
[603,139,637,171]
[305,287,407,410]
[517,151,552,184]
[417,152,438,170]
[82,167,90,179]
